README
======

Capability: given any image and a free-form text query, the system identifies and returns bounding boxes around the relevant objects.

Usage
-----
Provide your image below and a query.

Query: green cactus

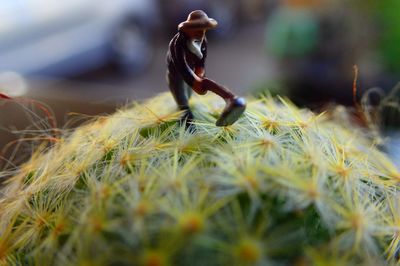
[0,93,399,266]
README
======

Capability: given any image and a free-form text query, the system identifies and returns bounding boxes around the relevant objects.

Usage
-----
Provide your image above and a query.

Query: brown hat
[178,10,218,32]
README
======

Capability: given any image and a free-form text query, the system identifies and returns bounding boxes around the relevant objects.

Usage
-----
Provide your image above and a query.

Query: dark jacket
[167,31,207,86]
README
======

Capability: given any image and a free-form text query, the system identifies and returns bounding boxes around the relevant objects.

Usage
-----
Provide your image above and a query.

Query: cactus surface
[0,93,399,266]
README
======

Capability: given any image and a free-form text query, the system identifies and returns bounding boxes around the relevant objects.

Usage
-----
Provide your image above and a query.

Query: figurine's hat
[178,10,218,31]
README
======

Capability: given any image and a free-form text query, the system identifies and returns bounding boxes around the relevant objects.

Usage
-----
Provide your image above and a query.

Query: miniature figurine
[166,10,246,127]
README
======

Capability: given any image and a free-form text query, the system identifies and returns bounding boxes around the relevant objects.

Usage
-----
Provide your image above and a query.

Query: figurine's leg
[167,69,194,126]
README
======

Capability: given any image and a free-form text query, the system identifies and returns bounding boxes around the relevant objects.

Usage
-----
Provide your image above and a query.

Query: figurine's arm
[192,69,206,95]
[172,33,207,95]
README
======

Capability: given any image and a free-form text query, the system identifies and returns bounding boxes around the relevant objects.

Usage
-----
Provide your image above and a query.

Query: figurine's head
[178,10,217,59]
[178,10,218,34]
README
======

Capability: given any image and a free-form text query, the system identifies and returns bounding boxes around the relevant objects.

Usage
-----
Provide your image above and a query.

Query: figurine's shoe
[215,97,246,126]
[180,109,196,132]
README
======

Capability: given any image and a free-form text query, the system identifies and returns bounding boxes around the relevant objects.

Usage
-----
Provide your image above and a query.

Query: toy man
[166,10,246,127]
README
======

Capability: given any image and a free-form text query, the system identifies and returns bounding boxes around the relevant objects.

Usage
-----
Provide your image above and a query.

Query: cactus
[0,93,399,266]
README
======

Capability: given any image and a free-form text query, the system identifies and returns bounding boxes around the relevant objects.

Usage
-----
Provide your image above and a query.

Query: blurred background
[0,0,399,165]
